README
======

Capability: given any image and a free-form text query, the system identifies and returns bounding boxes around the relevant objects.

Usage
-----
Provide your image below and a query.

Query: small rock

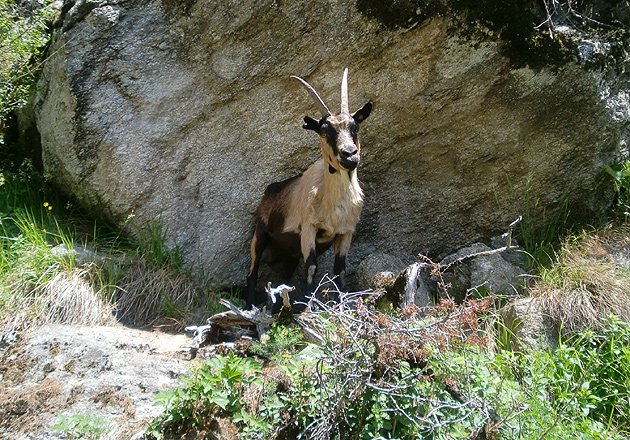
[356,253,407,290]
[501,296,558,351]
[490,234,529,269]
[51,243,103,266]
[440,243,527,301]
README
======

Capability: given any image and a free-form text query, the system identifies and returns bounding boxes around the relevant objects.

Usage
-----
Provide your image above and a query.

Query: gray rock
[0,324,189,438]
[501,297,558,351]
[440,243,526,301]
[27,0,624,289]
[356,252,407,290]
[51,243,104,266]
[490,235,529,270]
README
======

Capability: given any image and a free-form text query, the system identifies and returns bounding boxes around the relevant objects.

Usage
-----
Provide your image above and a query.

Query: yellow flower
[42,229,46,233]
[43,202,49,207]
[48,206,52,210]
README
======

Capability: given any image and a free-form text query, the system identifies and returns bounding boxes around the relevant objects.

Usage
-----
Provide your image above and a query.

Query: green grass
[519,173,572,270]
[0,165,221,331]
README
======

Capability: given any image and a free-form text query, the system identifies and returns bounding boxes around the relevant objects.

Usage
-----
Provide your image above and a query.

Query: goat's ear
[302,116,321,132]
[352,102,372,123]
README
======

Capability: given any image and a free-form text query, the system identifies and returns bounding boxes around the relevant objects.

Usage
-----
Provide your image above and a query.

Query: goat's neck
[322,158,363,208]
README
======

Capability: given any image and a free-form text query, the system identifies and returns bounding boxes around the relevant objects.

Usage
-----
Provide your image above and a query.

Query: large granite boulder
[26,0,627,288]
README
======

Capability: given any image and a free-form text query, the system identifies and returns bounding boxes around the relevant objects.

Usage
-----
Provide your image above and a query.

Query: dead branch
[435,216,522,272]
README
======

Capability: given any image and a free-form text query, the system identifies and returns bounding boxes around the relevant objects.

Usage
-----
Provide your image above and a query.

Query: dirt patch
[92,386,136,418]
[0,379,64,433]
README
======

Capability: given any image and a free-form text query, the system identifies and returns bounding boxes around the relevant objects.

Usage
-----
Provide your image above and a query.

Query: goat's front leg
[332,233,352,301]
[333,233,352,285]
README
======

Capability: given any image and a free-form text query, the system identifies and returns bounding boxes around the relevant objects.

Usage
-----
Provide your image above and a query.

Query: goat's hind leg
[246,226,268,310]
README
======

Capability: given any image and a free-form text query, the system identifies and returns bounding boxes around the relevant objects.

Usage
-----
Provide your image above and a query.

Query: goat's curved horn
[291,75,330,117]
[340,68,349,114]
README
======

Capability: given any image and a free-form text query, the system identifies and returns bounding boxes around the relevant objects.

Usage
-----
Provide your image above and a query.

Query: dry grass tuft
[530,225,630,337]
[37,268,117,326]
[113,257,204,329]
[1,252,213,333]
[2,267,116,332]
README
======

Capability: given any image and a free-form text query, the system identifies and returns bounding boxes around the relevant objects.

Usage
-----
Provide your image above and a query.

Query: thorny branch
[286,284,512,438]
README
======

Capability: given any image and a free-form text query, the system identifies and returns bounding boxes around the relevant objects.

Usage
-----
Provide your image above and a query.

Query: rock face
[29,0,626,288]
[0,324,189,439]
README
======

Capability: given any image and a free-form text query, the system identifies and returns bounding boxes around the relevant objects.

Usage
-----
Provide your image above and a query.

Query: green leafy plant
[147,352,263,439]
[52,413,109,439]
[543,316,630,432]
[248,323,304,362]
[606,162,630,218]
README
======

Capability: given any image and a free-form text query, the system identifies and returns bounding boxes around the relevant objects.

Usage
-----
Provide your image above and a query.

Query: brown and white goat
[246,68,372,310]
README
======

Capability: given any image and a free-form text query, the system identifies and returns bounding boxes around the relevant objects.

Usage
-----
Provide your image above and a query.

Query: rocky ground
[0,324,193,440]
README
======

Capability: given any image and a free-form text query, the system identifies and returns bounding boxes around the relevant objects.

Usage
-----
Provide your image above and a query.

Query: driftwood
[185,284,308,358]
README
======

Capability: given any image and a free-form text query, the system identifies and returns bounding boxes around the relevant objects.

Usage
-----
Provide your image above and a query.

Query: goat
[245,68,372,310]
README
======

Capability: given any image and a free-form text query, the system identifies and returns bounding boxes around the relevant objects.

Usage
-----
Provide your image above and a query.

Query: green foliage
[146,311,630,440]
[136,218,183,272]
[0,0,55,124]
[538,316,630,432]
[606,162,630,218]
[52,412,110,439]
[270,339,626,439]
[147,352,263,439]
[0,179,75,317]
[248,323,304,362]
[0,171,80,318]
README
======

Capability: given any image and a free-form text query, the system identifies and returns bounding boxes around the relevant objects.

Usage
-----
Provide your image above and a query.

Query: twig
[437,216,522,272]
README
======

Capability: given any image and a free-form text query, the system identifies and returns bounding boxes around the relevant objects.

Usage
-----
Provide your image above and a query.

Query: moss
[355,0,579,68]
[355,0,446,29]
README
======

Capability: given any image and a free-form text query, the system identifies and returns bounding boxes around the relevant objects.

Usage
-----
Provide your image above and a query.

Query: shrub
[146,352,263,439]
[0,0,55,124]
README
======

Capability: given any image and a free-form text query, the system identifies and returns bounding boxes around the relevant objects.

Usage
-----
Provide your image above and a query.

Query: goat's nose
[341,145,358,158]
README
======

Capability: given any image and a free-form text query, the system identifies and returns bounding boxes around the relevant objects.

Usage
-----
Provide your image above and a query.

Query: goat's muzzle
[338,145,360,171]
